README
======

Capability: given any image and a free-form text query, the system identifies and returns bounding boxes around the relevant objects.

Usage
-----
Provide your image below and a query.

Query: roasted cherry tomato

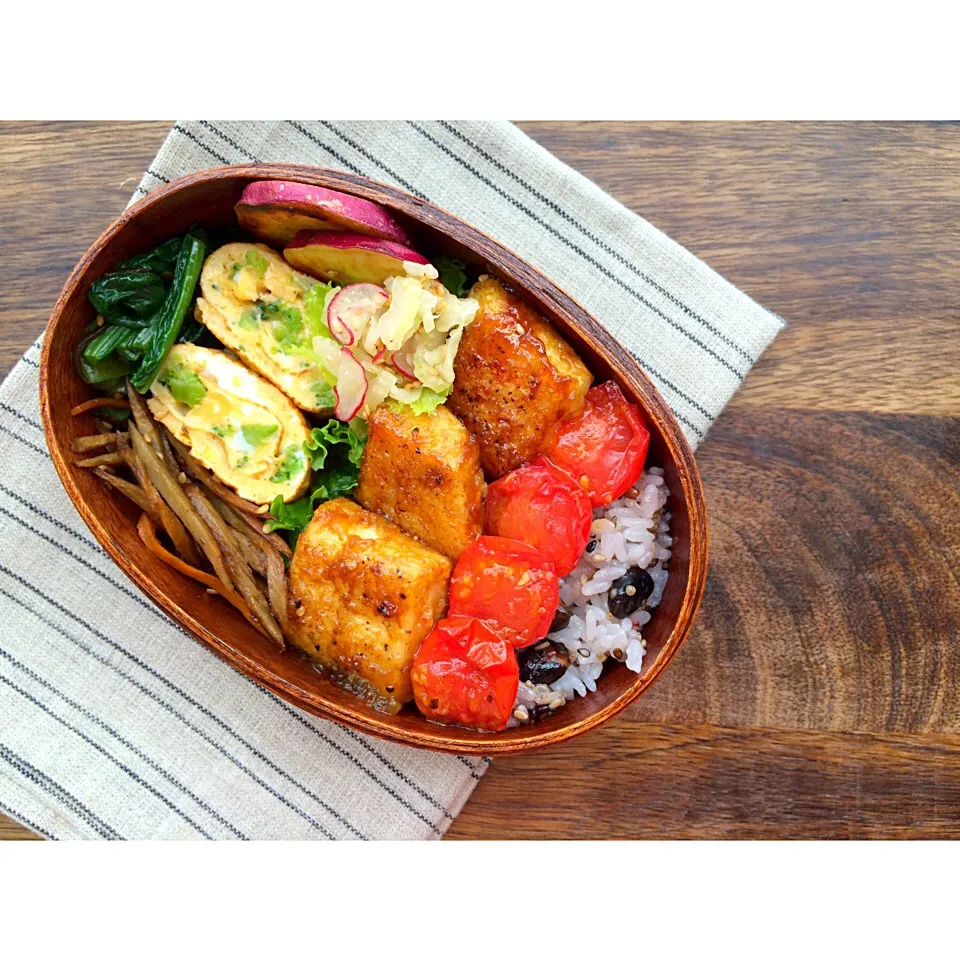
[411,617,519,731]
[543,380,650,507]
[485,456,592,577]
[448,536,559,648]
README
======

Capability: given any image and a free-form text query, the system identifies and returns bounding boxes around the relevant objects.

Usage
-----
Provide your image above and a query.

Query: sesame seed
[625,585,637,596]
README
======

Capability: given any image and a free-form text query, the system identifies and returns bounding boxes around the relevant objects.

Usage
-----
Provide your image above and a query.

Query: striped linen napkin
[0,121,784,840]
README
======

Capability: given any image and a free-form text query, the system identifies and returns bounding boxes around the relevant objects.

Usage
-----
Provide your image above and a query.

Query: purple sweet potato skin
[235,180,413,247]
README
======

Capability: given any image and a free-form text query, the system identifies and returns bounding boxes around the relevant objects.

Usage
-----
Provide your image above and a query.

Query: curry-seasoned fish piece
[287,499,451,711]
[355,402,485,559]
[147,344,310,503]
[447,276,593,478]
[194,242,335,414]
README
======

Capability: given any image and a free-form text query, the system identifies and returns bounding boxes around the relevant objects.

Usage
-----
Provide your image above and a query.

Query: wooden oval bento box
[40,164,708,754]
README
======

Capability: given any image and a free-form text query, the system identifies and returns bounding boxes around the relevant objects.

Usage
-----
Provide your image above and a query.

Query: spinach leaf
[83,325,137,362]
[131,228,208,392]
[117,236,183,274]
[97,406,132,423]
[74,330,134,386]
[177,315,206,344]
[82,231,206,395]
[88,271,167,324]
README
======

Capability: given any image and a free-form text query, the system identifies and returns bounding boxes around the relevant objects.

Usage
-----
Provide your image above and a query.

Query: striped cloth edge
[0,121,783,840]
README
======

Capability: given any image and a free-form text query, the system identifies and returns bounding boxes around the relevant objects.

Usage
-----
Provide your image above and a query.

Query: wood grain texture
[3,121,960,840]
[446,720,960,840]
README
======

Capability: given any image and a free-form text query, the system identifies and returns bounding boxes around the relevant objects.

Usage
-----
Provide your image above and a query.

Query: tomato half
[411,617,519,731]
[448,536,559,648]
[485,456,592,577]
[543,380,650,507]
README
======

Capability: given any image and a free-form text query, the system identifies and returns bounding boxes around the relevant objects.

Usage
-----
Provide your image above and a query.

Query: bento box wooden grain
[40,165,708,754]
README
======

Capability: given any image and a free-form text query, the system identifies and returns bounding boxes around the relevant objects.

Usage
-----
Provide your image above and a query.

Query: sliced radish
[236,180,413,247]
[372,343,387,364]
[391,340,417,380]
[333,348,367,421]
[284,231,428,286]
[328,283,388,347]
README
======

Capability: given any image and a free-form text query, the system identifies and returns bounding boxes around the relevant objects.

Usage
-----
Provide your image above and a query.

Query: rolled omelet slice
[147,344,310,504]
[194,242,335,414]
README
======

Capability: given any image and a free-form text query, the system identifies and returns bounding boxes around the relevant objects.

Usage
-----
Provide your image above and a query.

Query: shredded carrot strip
[71,396,131,415]
[136,513,257,625]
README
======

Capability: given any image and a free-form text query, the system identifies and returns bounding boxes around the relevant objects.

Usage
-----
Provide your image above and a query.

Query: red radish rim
[391,338,417,379]
[329,317,354,346]
[328,284,388,348]
[333,348,367,421]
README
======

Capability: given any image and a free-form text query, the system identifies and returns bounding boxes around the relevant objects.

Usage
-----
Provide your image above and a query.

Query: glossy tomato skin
[485,456,592,577]
[544,381,650,507]
[448,536,559,648]
[411,617,519,731]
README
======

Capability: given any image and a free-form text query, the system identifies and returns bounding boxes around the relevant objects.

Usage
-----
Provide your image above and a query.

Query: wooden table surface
[2,121,959,840]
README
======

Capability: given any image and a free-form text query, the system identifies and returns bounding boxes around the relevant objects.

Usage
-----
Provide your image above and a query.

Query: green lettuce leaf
[304,282,337,341]
[263,494,317,539]
[305,420,365,471]
[434,258,469,297]
[409,385,451,416]
[265,419,368,544]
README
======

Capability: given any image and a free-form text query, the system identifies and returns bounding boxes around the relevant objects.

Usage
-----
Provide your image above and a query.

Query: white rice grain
[510,469,672,724]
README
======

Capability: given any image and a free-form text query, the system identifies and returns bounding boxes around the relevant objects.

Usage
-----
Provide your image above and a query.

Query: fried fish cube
[287,498,451,711]
[447,276,593,478]
[355,403,485,559]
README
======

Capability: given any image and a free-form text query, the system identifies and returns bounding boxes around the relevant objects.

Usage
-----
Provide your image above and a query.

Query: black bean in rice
[507,467,671,726]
